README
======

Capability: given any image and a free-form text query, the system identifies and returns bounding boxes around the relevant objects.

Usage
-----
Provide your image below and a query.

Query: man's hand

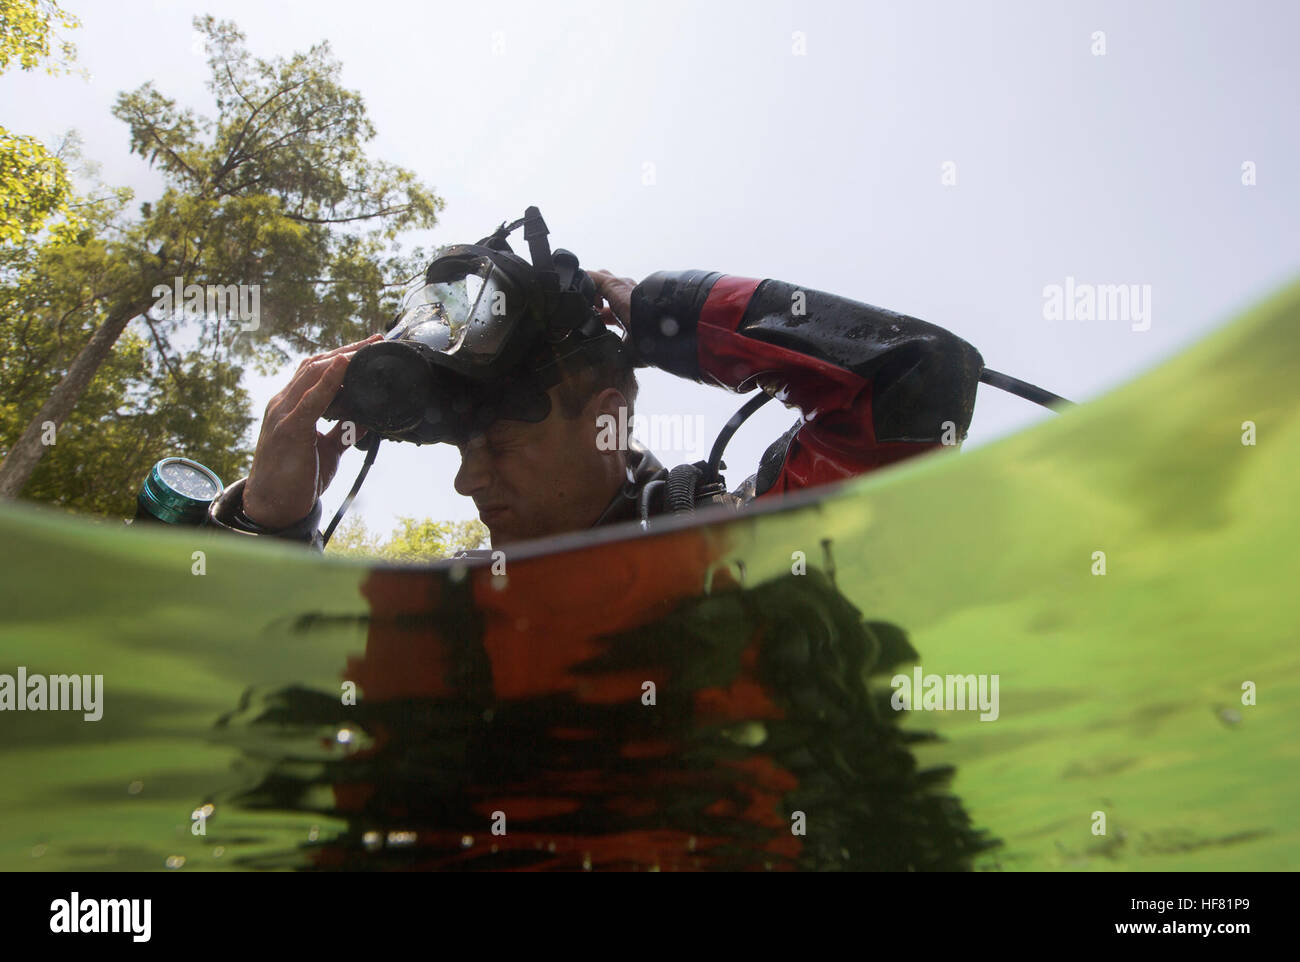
[587,269,638,331]
[242,334,383,529]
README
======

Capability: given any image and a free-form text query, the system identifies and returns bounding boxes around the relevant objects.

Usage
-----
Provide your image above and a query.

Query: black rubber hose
[666,463,703,514]
[322,438,381,547]
[638,478,665,528]
[708,392,774,477]
[980,368,1075,410]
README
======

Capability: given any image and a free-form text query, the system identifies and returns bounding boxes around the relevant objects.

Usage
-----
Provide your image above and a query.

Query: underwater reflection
[211,531,998,871]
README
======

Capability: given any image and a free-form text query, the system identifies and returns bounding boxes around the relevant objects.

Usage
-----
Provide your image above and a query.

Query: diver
[171,205,1056,552]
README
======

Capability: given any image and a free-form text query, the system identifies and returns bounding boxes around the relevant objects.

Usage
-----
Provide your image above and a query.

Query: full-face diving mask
[322,206,625,447]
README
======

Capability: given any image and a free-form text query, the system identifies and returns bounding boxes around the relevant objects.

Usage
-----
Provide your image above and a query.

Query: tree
[0,127,79,244]
[0,0,83,244]
[0,175,253,517]
[327,516,489,561]
[0,0,77,72]
[0,15,443,499]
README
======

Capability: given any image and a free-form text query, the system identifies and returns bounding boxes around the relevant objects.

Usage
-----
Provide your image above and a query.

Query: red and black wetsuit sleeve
[628,271,984,497]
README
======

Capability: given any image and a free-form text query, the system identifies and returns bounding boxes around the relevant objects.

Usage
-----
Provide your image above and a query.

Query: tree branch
[285,205,409,225]
[142,311,187,389]
[211,72,311,188]
[128,106,200,181]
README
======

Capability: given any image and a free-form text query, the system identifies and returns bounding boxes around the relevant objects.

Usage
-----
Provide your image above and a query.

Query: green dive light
[136,457,224,525]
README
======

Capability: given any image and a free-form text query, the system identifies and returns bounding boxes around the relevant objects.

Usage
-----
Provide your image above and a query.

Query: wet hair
[552,337,638,420]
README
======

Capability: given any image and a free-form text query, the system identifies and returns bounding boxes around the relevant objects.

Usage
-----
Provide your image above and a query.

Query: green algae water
[1,280,1298,871]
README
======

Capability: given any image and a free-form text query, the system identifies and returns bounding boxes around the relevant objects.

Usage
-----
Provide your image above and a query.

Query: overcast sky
[4,0,1297,533]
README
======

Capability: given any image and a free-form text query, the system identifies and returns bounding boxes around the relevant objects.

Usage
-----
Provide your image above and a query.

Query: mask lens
[388,251,519,361]
[389,299,452,350]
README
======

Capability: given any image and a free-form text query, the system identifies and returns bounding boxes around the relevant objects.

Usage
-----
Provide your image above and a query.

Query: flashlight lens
[137,457,224,524]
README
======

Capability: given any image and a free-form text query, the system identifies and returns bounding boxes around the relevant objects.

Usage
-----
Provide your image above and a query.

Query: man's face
[453,385,626,546]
